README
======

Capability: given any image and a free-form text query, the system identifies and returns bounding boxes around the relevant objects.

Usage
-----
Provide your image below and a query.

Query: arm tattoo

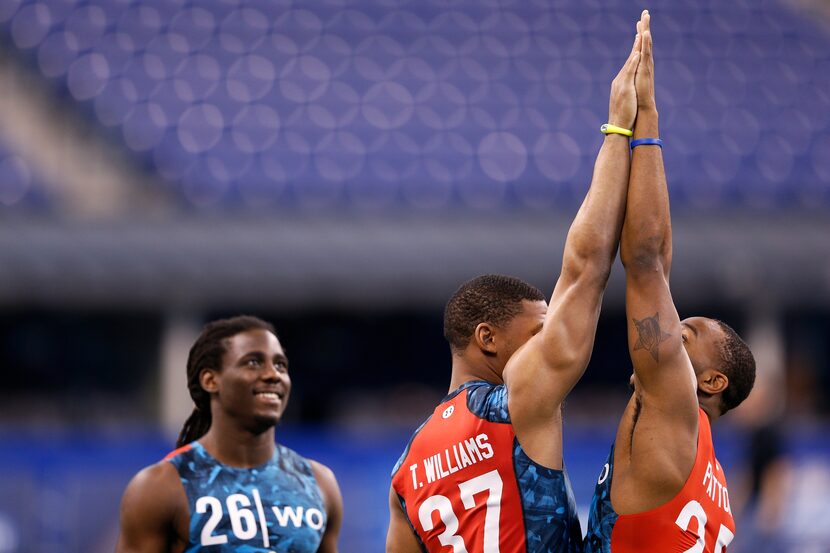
[633,312,671,362]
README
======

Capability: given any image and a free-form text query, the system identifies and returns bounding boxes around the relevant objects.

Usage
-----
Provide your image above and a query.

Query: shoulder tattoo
[632,312,671,362]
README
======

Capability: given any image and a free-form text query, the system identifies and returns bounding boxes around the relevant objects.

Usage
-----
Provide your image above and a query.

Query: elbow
[560,249,614,291]
[621,246,670,277]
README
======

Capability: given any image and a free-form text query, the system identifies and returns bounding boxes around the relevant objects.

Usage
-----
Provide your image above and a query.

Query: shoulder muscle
[310,460,343,553]
[116,461,186,553]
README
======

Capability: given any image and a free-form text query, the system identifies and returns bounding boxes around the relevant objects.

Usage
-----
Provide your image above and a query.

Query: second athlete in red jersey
[584,409,735,553]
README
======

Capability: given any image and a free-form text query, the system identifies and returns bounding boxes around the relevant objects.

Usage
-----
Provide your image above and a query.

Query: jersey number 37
[417,469,503,553]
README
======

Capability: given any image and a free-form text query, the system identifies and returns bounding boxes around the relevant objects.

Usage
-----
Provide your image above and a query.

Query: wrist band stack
[600,124,633,137]
[600,124,663,150]
[630,137,663,149]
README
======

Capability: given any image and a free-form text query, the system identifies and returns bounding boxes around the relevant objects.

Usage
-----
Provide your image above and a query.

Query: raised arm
[115,463,187,553]
[620,11,698,438]
[504,22,643,467]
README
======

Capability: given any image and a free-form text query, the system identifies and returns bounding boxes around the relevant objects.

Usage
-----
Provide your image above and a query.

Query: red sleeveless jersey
[584,408,736,553]
[391,381,582,553]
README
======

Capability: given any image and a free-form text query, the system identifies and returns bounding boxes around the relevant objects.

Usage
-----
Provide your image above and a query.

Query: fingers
[628,33,642,68]
[613,27,641,82]
[633,10,656,109]
[621,15,643,74]
[628,26,641,58]
[640,10,652,60]
[614,11,646,81]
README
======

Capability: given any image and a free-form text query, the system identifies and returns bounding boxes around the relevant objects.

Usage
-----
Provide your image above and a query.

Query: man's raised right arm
[504,20,643,467]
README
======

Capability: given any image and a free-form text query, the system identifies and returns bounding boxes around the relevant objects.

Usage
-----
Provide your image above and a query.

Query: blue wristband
[630,137,663,150]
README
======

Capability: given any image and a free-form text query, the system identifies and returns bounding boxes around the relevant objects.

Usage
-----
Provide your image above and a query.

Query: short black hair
[714,320,756,414]
[443,274,545,352]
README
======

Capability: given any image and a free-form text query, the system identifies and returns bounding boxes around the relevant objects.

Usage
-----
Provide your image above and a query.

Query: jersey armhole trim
[398,493,429,553]
[514,439,567,477]
[163,443,193,462]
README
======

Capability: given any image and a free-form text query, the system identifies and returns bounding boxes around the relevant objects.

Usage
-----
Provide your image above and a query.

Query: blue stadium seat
[0,0,827,210]
[0,141,51,212]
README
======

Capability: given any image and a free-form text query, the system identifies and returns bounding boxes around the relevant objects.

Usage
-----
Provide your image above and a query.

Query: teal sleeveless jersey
[166,441,326,552]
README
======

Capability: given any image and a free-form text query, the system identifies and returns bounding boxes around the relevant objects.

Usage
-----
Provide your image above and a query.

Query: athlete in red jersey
[387,17,648,553]
[391,380,579,553]
[583,12,756,553]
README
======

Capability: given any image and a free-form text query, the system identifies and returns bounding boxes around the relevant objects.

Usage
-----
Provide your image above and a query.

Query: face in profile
[629,316,727,395]
[680,317,726,378]
[208,328,292,431]
[497,299,548,364]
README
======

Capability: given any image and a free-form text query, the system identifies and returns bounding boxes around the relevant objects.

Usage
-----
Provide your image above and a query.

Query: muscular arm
[386,487,425,553]
[617,12,699,507]
[115,462,187,553]
[311,461,343,553]
[504,30,642,468]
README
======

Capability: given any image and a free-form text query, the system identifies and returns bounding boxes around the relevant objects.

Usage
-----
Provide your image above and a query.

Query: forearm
[561,133,630,282]
[621,109,671,273]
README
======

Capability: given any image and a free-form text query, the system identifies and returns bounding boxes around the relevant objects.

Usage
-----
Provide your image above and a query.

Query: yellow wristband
[601,123,633,137]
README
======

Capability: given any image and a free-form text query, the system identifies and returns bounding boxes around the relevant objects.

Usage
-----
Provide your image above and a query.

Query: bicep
[625,270,697,416]
[506,271,604,420]
[386,488,424,553]
[504,273,606,467]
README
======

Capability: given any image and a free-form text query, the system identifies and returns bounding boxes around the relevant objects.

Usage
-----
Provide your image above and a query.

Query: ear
[698,369,728,396]
[473,322,498,354]
[200,368,220,394]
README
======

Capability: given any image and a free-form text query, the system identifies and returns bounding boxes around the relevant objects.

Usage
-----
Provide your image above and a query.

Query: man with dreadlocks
[116,315,343,553]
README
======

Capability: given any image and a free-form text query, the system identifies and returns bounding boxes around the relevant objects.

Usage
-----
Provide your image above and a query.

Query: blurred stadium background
[0,0,829,551]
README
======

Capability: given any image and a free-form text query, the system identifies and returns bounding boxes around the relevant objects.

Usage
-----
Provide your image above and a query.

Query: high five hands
[609,10,655,131]
[635,10,656,114]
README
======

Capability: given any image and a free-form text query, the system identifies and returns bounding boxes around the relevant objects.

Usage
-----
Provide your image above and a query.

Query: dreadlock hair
[443,274,545,353]
[176,315,277,448]
[714,319,756,415]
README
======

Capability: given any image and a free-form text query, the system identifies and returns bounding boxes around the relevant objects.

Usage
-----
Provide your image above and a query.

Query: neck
[698,399,721,423]
[448,351,503,393]
[199,413,277,468]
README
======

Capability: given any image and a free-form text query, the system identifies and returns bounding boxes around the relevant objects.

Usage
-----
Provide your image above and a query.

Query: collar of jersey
[191,441,279,472]
[440,379,491,404]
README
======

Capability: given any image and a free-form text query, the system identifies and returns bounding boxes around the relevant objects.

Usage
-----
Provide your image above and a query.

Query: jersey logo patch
[442,405,454,419]
[598,463,610,485]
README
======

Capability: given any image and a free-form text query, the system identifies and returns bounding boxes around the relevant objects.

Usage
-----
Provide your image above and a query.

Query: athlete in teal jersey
[116,316,343,553]
[166,441,327,552]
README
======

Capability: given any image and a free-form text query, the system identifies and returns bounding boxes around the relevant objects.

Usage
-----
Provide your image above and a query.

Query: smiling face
[203,328,291,433]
